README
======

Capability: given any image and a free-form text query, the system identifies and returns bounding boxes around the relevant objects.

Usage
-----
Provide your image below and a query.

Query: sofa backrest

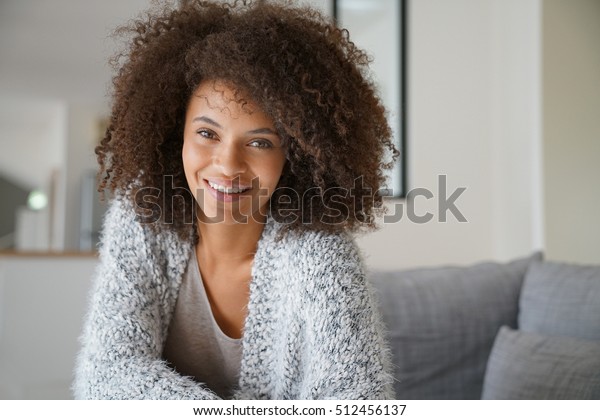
[481,259,600,399]
[370,252,542,399]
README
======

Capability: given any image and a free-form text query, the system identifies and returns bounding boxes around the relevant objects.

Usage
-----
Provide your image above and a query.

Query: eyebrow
[192,115,278,136]
[247,127,278,136]
[192,116,222,128]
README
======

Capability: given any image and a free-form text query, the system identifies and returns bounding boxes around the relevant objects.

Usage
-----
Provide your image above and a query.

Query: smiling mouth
[204,179,252,196]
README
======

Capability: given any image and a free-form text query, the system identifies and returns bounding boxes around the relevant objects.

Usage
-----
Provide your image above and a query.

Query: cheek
[182,142,204,174]
[182,146,204,193]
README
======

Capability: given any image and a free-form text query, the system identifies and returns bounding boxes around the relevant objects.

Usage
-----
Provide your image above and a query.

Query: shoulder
[292,228,362,270]
[262,219,366,291]
[99,194,192,281]
[100,194,159,255]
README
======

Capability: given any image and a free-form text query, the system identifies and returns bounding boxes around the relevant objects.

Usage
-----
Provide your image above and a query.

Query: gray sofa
[370,252,600,399]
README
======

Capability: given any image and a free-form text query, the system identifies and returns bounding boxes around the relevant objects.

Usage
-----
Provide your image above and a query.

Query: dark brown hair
[97,0,398,238]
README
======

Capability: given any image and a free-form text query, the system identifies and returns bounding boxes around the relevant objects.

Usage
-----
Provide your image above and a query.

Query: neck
[196,214,267,264]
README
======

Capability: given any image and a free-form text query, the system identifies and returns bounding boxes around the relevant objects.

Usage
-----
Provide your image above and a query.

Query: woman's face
[182,80,286,224]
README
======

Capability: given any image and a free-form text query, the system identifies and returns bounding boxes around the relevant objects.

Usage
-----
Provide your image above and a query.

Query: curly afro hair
[97,0,398,239]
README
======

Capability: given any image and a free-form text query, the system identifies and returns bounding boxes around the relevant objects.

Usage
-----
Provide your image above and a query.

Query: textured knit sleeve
[299,232,395,400]
[72,197,220,400]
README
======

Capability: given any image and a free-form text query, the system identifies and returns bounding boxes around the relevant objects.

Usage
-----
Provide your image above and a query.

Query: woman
[74,0,397,399]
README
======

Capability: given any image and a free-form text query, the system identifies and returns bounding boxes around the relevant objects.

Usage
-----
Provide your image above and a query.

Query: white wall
[300,0,334,15]
[543,0,600,265]
[356,0,544,270]
[0,98,66,191]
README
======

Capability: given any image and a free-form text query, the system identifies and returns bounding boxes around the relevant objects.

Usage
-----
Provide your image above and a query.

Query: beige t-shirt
[162,252,243,399]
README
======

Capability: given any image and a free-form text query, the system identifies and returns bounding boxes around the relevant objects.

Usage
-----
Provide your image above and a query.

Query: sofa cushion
[519,260,600,340]
[370,252,542,399]
[482,326,600,399]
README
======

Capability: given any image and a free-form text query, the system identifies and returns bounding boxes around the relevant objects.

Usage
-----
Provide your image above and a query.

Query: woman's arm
[301,233,395,400]
[73,197,220,400]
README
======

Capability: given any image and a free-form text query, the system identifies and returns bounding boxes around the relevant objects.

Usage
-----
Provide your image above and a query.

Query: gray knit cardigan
[73,197,394,399]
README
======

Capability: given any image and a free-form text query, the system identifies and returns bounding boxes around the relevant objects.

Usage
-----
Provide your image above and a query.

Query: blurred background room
[0,0,598,399]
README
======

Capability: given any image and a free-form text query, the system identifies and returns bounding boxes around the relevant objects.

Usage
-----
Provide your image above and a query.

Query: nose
[214,141,246,176]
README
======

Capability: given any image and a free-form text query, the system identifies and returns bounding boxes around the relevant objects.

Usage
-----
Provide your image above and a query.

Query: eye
[248,139,273,149]
[196,129,218,140]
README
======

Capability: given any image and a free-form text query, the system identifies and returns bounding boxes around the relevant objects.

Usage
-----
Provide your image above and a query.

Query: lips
[206,180,251,194]
[203,178,252,202]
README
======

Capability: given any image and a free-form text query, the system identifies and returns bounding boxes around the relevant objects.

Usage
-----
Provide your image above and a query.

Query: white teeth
[207,181,249,194]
